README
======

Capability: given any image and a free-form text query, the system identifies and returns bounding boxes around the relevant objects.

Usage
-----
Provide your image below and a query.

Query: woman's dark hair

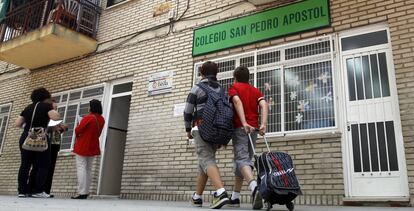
[31,87,51,103]
[233,66,250,83]
[200,61,218,77]
[89,99,103,115]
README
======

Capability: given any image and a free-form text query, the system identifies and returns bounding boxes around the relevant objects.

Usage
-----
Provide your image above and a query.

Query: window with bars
[194,36,336,135]
[0,104,11,153]
[53,85,104,150]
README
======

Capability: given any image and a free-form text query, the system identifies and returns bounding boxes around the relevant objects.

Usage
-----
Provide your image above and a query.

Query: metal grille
[257,69,281,133]
[284,61,335,131]
[53,85,104,150]
[285,40,330,60]
[69,91,82,101]
[351,121,399,173]
[258,51,280,65]
[240,56,254,67]
[346,52,390,101]
[217,60,236,73]
[194,36,335,135]
[0,116,8,152]
[0,105,10,152]
[61,104,78,150]
[0,106,10,114]
[83,86,104,98]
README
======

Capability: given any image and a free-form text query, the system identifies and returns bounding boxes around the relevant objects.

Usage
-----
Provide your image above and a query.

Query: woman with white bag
[15,87,60,198]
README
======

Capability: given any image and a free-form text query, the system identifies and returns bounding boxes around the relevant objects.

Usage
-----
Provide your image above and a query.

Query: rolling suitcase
[248,134,302,211]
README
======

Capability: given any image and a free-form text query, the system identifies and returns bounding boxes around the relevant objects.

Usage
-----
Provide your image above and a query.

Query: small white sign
[173,103,186,117]
[148,71,173,96]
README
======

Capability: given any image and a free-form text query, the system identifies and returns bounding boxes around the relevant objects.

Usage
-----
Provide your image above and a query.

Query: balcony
[0,0,101,69]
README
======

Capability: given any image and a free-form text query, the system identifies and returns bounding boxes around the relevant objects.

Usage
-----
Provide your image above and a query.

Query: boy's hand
[242,123,255,134]
[259,124,266,136]
[187,132,193,139]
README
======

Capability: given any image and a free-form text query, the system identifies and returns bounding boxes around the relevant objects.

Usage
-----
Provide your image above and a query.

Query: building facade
[0,0,413,206]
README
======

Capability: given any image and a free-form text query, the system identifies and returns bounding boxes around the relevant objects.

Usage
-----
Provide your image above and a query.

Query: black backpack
[196,82,234,145]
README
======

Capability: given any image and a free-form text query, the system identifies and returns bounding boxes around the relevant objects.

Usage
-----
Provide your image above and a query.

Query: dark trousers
[18,145,51,194]
[29,144,59,194]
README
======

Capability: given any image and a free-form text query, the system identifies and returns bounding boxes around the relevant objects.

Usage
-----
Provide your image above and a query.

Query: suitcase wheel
[265,202,273,211]
[286,201,294,211]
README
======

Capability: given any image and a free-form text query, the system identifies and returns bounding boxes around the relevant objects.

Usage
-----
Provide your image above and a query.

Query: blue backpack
[196,82,234,145]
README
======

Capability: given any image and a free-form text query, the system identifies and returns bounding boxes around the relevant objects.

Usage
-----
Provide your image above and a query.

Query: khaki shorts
[192,130,220,174]
[232,127,257,178]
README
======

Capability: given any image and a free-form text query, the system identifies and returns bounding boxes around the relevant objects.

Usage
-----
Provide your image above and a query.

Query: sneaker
[252,187,263,210]
[228,197,240,208]
[210,191,229,209]
[190,193,203,207]
[31,192,51,198]
[17,194,27,198]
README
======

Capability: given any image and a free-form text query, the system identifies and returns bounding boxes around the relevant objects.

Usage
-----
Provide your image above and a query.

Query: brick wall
[0,0,413,206]
[97,0,244,43]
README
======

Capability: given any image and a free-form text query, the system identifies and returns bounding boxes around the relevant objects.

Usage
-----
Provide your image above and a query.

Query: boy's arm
[232,95,255,134]
[183,87,197,139]
[258,98,269,136]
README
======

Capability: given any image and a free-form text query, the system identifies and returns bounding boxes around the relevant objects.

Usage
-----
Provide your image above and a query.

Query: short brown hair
[200,61,218,77]
[233,66,250,83]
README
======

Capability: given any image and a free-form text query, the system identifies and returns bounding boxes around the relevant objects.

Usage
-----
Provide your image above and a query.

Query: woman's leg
[18,148,34,194]
[45,144,60,194]
[84,156,94,195]
[76,155,88,195]
[33,147,51,194]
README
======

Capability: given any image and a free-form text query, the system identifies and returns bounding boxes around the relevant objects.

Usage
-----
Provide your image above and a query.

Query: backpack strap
[196,81,224,97]
[196,82,211,94]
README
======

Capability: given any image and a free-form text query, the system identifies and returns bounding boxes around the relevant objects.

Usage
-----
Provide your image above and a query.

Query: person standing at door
[15,87,60,198]
[46,100,68,196]
[72,99,105,199]
[29,99,68,197]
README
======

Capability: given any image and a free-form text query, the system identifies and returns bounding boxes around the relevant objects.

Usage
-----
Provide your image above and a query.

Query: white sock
[248,180,258,193]
[193,193,202,200]
[216,188,226,196]
[231,192,240,200]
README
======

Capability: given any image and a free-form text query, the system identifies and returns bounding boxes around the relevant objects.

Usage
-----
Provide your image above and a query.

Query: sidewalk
[0,195,411,211]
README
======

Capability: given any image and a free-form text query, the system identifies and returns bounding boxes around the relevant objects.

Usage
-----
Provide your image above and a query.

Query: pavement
[0,196,412,211]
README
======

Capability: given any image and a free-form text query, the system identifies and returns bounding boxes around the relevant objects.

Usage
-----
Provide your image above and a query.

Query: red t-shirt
[228,82,264,128]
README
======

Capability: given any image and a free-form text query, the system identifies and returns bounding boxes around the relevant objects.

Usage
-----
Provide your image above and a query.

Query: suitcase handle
[248,130,271,154]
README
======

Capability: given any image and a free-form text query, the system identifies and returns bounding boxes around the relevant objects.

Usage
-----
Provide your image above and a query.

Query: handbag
[22,103,48,152]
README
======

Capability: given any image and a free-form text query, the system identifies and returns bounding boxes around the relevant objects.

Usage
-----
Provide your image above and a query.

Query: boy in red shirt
[228,66,268,210]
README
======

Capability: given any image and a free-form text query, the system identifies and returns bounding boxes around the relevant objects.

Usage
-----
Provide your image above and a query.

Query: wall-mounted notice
[148,71,173,96]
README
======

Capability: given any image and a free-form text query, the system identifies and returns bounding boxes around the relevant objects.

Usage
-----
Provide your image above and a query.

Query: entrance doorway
[98,81,132,196]
[340,28,409,198]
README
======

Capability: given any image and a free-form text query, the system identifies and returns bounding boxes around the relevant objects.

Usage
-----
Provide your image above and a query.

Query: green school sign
[192,0,331,56]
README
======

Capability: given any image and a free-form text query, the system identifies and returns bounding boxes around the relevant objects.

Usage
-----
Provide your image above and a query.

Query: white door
[342,46,409,197]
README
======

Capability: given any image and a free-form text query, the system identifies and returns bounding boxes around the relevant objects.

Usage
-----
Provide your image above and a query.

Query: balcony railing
[0,0,101,42]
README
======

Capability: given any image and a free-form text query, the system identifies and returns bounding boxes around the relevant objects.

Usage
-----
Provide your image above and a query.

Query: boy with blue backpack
[184,61,233,209]
[227,66,269,210]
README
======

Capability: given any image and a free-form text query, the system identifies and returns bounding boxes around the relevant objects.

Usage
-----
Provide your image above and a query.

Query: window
[107,0,127,7]
[194,36,336,135]
[0,104,11,153]
[341,30,388,51]
[53,85,105,151]
[113,82,133,94]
